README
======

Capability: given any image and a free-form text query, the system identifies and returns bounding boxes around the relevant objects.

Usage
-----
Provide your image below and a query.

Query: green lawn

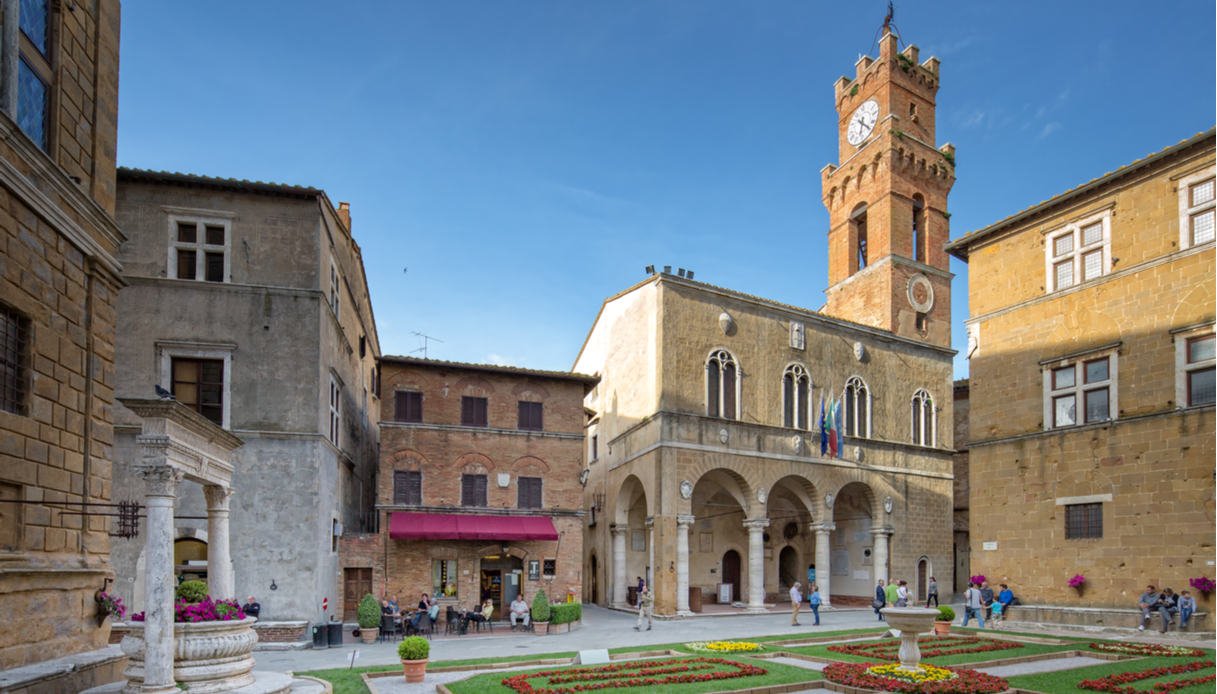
[445,654,820,694]
[1008,654,1215,694]
[782,636,1080,667]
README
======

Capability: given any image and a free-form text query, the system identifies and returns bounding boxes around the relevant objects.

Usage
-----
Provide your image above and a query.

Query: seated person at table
[428,601,440,621]
[418,593,433,612]
[388,595,400,613]
[380,599,396,617]
[469,599,493,624]
[510,596,531,629]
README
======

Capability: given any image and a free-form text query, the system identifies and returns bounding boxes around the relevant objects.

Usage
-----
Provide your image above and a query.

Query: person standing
[789,582,803,626]
[980,581,995,622]
[885,578,900,608]
[633,581,654,632]
[244,596,261,619]
[1137,585,1159,631]
[809,585,822,626]
[925,577,939,608]
[874,579,887,621]
[896,580,909,607]
[961,582,985,628]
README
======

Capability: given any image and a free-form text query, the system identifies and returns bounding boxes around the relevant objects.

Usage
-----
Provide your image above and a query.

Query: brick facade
[337,357,593,623]
[0,0,124,671]
[946,131,1216,613]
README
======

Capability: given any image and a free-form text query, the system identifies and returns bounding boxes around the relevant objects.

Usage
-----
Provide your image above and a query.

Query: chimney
[337,202,351,231]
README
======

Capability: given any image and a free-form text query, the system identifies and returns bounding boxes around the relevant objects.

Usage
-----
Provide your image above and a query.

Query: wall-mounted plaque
[528,560,540,580]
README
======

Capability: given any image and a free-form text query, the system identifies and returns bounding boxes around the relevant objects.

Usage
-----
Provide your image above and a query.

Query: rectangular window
[1046,213,1109,292]
[1064,502,1103,539]
[171,358,224,425]
[1193,210,1215,246]
[1189,368,1215,406]
[394,391,422,423]
[19,0,49,55]
[1189,335,1215,364]
[517,401,543,431]
[1054,260,1074,290]
[1053,394,1076,427]
[461,396,488,427]
[518,477,542,509]
[1085,387,1109,422]
[432,559,456,598]
[330,261,341,320]
[1047,353,1115,429]
[543,559,556,578]
[461,474,488,507]
[393,470,422,505]
[1191,178,1215,207]
[329,377,341,446]
[1180,171,1216,249]
[1052,366,1075,389]
[0,304,29,415]
[591,434,599,460]
[16,58,47,150]
[171,220,228,283]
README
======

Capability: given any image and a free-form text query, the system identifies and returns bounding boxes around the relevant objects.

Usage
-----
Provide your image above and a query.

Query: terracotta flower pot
[933,620,951,636]
[533,621,549,635]
[360,627,379,644]
[401,658,428,684]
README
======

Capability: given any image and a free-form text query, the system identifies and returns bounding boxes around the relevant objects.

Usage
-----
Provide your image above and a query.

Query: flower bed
[827,636,1022,661]
[684,641,765,654]
[1076,660,1214,694]
[500,657,766,694]
[1088,643,1207,658]
[824,661,1009,694]
[866,663,958,684]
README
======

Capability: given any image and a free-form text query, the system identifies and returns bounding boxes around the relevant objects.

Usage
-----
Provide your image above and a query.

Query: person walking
[633,581,654,631]
[885,578,900,608]
[896,580,909,607]
[789,582,803,626]
[961,582,985,628]
[809,585,823,626]
[874,579,887,621]
[925,577,939,608]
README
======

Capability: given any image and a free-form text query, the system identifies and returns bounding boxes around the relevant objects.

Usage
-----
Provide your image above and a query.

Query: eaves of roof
[377,355,600,384]
[945,129,1216,260]
[117,167,321,199]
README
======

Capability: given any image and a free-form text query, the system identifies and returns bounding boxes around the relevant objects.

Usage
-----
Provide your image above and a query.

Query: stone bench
[1003,604,1209,632]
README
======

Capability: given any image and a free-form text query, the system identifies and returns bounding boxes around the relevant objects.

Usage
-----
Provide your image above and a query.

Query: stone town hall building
[576,29,958,615]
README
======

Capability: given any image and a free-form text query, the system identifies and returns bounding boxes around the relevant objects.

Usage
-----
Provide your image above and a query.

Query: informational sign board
[528,560,540,580]
[983,542,998,551]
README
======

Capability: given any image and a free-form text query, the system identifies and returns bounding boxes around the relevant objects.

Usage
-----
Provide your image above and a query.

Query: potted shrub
[357,593,381,643]
[531,589,552,635]
[95,591,126,628]
[934,606,955,635]
[549,604,571,634]
[398,636,430,683]
[175,580,208,603]
[1069,574,1086,598]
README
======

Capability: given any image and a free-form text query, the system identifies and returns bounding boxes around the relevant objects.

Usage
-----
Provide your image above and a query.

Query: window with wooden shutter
[517,401,543,431]
[518,477,542,509]
[172,358,224,426]
[395,391,423,423]
[461,396,488,427]
[393,470,422,505]
[461,474,488,507]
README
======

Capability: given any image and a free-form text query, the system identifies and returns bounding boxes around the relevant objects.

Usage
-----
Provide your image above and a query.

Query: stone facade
[952,379,969,594]
[107,171,381,625]
[0,0,124,672]
[337,357,593,622]
[946,131,1216,615]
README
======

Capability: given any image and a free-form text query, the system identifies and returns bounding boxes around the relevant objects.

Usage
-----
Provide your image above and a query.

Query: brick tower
[820,28,955,348]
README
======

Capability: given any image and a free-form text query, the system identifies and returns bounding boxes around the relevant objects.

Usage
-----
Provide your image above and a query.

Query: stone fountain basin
[879,608,940,671]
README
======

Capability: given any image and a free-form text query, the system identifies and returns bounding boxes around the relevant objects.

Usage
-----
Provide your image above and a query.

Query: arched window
[851,203,869,274]
[782,364,812,430]
[911,389,935,446]
[844,376,870,438]
[912,194,926,263]
[706,350,739,420]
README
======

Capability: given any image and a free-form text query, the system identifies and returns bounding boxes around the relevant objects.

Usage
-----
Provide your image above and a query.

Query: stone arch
[454,452,495,473]
[512,381,551,400]
[454,376,495,396]
[1039,309,1122,364]
[387,448,428,471]
[385,369,430,393]
[477,545,528,559]
[1055,469,1115,500]
[829,478,880,526]
[685,461,758,515]
[614,474,651,526]
[510,456,550,474]
[1173,283,1215,327]
[765,474,823,522]
[777,544,802,592]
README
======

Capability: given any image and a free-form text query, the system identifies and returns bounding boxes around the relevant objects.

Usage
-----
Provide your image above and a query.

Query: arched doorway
[778,546,799,592]
[589,553,599,604]
[479,554,523,622]
[174,537,208,583]
[722,550,741,604]
[917,557,929,602]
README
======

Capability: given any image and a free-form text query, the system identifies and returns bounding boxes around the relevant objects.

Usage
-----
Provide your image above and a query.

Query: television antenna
[411,332,444,359]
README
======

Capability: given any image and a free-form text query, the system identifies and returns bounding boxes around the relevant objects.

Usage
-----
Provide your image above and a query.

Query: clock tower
[820,28,955,348]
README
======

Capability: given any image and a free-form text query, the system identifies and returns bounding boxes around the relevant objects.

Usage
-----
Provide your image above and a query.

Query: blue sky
[117,1,1215,378]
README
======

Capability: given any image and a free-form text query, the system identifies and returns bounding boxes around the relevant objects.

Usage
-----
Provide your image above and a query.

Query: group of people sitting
[1138,586,1197,633]
[377,592,537,636]
[961,581,1015,628]
[379,594,441,636]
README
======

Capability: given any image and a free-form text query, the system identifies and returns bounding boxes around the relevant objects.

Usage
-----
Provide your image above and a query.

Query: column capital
[676,515,696,528]
[870,525,896,538]
[203,484,235,511]
[810,522,836,533]
[742,517,770,530]
[135,465,184,497]
[644,516,654,529]
[610,525,629,537]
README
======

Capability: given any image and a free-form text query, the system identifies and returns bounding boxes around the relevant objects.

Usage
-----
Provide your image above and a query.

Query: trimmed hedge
[550,603,581,625]
[175,580,208,603]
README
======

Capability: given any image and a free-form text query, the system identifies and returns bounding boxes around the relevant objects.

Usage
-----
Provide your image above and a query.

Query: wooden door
[590,554,599,604]
[722,550,741,604]
[344,568,372,618]
[917,559,928,602]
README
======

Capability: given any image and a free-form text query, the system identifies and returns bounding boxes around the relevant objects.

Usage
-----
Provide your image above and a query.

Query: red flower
[500,657,766,694]
[1077,660,1214,694]
[823,661,1010,694]
[827,637,1022,662]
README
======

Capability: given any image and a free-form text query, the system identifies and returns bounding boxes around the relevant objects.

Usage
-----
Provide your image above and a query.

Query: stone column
[742,518,770,614]
[611,526,628,608]
[136,464,184,694]
[675,515,694,616]
[871,526,893,587]
[204,485,235,602]
[645,517,655,589]
[811,522,836,608]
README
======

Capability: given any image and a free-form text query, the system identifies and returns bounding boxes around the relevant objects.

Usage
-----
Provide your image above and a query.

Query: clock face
[847,99,880,146]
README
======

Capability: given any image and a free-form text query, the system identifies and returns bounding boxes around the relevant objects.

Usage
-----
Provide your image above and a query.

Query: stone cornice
[375,504,584,518]
[379,421,584,440]
[966,404,1215,449]
[119,398,245,451]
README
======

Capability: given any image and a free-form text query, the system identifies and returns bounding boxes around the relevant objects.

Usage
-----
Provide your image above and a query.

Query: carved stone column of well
[136,463,184,694]
[742,518,770,613]
[811,522,836,608]
[675,515,695,616]
[611,526,628,608]
[204,485,236,602]
[872,526,894,587]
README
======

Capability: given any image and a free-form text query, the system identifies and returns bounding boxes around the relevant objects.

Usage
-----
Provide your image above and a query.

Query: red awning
[389,513,559,542]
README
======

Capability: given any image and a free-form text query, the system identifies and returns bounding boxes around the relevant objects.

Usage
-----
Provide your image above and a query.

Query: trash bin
[312,625,326,649]
[327,622,344,647]
[689,587,703,613]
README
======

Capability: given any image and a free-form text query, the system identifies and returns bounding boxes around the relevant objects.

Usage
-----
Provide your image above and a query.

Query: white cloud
[1036,122,1063,140]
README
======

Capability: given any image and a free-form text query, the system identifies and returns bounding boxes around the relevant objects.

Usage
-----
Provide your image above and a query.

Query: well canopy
[389,512,559,542]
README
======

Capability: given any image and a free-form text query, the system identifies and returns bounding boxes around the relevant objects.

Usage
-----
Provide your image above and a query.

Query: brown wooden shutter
[531,478,542,508]
[476,398,488,426]
[393,470,409,504]
[461,475,474,506]
[395,392,409,422]
[407,471,422,505]
[475,475,487,506]
[723,363,737,419]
